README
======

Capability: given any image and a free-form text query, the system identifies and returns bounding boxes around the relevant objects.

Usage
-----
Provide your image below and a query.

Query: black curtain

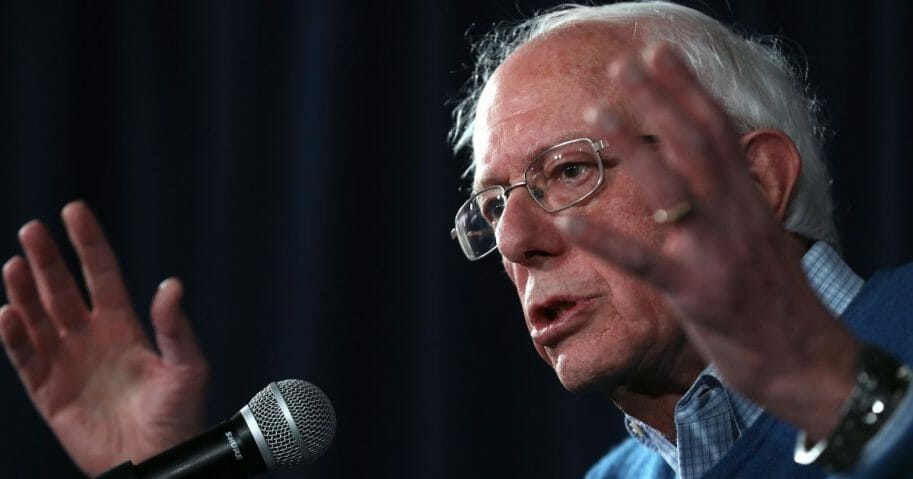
[1,1,910,478]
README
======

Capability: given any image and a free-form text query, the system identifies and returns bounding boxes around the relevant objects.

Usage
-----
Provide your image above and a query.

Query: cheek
[589,256,684,366]
[513,174,673,369]
[579,172,669,254]
[502,259,528,304]
[602,272,668,326]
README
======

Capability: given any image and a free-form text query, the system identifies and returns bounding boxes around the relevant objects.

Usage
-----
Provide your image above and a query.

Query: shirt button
[629,421,644,439]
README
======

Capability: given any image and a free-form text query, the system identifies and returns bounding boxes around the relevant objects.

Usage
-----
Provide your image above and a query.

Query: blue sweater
[586,263,913,479]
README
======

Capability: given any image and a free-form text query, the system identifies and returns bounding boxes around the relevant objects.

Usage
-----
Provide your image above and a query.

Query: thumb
[150,277,206,368]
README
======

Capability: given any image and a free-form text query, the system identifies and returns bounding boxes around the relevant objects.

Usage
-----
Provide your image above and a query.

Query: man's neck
[609,344,707,441]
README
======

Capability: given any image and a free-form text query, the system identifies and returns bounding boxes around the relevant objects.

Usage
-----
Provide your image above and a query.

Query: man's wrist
[794,344,912,472]
[741,314,859,440]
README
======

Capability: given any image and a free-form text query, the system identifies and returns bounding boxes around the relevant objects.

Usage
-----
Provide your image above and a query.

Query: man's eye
[558,162,586,180]
[545,158,596,184]
[480,197,505,223]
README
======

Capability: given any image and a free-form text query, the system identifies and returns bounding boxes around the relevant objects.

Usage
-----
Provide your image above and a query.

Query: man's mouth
[528,295,598,347]
[542,300,576,322]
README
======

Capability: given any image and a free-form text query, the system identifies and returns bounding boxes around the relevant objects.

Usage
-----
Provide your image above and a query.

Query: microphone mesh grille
[248,379,337,468]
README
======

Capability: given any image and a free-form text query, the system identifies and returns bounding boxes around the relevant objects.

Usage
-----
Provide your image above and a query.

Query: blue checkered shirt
[622,242,864,479]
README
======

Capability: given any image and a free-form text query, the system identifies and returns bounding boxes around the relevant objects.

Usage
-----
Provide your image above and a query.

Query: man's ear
[740,129,802,221]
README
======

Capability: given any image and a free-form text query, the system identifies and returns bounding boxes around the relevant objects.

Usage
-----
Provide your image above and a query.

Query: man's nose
[495,189,565,265]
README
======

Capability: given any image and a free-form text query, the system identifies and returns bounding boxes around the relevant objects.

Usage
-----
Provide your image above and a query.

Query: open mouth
[529,295,598,348]
[542,300,576,322]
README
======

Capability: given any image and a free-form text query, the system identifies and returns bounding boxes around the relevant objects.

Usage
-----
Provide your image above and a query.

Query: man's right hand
[0,201,209,477]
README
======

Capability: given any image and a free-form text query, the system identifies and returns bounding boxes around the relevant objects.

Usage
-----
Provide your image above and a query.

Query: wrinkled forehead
[471,22,643,188]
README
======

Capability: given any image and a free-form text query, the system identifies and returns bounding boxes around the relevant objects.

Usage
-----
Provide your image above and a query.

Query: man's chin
[553,357,623,394]
[557,374,619,394]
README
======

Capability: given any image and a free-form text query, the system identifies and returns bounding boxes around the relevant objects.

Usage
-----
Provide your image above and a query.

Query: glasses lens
[454,187,504,260]
[526,139,603,212]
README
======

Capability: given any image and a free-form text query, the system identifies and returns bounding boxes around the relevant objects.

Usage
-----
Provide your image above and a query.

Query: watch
[794,344,912,471]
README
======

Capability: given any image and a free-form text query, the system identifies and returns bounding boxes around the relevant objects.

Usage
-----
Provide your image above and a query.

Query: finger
[609,55,728,196]
[557,216,682,291]
[151,278,206,368]
[0,304,51,391]
[644,44,745,168]
[640,45,778,221]
[2,256,61,353]
[18,221,90,332]
[586,108,693,215]
[61,201,133,312]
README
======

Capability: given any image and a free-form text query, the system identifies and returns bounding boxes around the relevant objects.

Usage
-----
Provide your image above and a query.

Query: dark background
[1,1,911,478]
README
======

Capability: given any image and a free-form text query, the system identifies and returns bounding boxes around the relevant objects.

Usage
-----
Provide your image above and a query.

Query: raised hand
[559,44,860,440]
[0,201,209,476]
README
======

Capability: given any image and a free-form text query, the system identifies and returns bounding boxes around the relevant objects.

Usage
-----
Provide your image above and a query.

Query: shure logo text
[225,431,243,460]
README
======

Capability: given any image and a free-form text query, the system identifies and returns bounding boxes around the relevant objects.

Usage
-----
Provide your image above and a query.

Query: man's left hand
[559,44,860,441]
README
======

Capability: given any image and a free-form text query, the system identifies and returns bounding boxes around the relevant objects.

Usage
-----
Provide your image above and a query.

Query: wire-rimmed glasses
[452,138,610,261]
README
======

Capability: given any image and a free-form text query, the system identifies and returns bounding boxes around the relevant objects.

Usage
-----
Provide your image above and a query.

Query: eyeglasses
[452,138,610,261]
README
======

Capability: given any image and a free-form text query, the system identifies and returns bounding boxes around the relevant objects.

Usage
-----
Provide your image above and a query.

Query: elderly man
[448,1,913,478]
[2,1,912,478]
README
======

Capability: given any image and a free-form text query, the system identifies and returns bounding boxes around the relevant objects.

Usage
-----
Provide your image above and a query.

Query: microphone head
[245,379,336,469]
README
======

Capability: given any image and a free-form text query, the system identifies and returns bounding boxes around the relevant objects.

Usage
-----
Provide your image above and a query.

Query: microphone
[97,379,336,479]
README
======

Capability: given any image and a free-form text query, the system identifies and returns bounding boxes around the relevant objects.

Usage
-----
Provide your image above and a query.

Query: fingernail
[620,60,645,86]
[158,278,172,290]
[583,106,601,125]
[18,220,41,240]
[556,216,586,238]
[2,256,15,273]
[584,107,622,134]
[653,45,679,72]
[62,200,79,217]
[600,111,622,134]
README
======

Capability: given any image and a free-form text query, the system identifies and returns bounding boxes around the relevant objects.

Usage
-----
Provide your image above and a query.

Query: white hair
[450,1,839,247]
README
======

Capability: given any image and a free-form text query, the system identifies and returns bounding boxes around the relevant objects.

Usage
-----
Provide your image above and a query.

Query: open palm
[0,201,209,476]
